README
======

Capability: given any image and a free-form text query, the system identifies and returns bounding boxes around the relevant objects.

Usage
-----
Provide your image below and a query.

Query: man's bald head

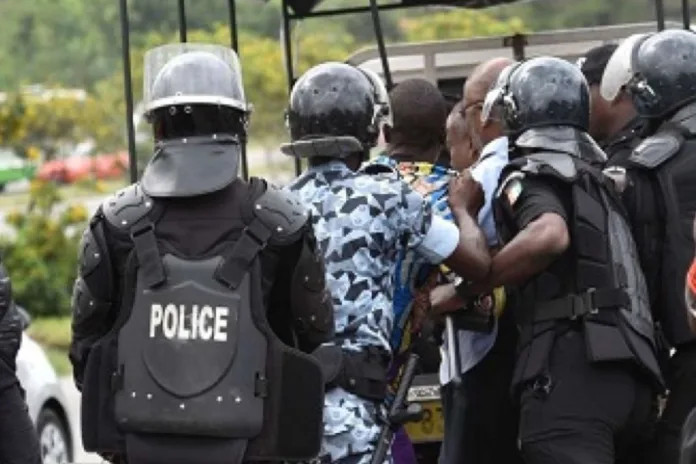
[462,57,515,149]
[464,57,516,104]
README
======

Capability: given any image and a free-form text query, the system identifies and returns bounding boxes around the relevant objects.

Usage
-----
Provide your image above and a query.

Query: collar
[369,154,455,178]
[476,136,509,165]
[601,116,645,150]
[307,159,352,174]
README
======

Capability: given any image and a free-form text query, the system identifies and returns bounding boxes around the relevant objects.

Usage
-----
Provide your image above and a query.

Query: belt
[312,345,389,401]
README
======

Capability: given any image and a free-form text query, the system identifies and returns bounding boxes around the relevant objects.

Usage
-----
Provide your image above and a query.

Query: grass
[27,316,72,377]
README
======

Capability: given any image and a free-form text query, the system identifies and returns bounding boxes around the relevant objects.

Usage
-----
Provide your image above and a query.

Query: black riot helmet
[143,43,251,142]
[281,62,391,160]
[601,29,696,120]
[481,56,590,137]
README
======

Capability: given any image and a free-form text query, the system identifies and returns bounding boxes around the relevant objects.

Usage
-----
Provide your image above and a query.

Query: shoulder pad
[516,152,578,182]
[253,183,309,243]
[102,183,154,230]
[628,132,682,169]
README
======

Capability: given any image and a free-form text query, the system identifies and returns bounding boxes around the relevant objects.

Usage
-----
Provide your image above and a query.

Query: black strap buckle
[571,287,598,320]
[129,222,155,239]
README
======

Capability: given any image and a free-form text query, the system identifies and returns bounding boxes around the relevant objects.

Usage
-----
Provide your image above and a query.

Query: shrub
[1,180,86,317]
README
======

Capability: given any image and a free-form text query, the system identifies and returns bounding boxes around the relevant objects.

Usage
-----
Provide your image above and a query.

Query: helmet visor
[359,67,393,129]
[143,43,247,115]
[599,34,648,102]
[481,63,517,123]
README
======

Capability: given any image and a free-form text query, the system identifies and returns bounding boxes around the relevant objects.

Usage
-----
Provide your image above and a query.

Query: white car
[15,307,75,464]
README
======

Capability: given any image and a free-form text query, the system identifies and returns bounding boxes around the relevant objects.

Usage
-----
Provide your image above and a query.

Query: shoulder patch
[102,183,153,230]
[504,179,524,207]
[495,170,525,200]
[253,183,309,243]
[628,132,682,170]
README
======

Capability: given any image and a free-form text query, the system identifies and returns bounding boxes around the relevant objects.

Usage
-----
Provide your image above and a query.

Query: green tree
[1,180,87,317]
[93,24,356,147]
[399,8,527,42]
[0,88,119,159]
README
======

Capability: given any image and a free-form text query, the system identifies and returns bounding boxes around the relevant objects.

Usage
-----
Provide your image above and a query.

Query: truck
[345,19,682,462]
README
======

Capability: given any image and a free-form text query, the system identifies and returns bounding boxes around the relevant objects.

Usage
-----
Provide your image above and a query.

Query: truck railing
[346,21,682,85]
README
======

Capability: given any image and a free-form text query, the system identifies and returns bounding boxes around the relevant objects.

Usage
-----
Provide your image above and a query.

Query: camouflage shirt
[362,156,455,359]
[287,160,459,463]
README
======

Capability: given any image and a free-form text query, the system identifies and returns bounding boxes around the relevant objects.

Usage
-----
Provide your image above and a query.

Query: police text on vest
[149,304,229,342]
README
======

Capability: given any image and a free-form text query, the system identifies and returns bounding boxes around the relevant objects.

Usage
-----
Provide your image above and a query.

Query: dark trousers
[438,314,522,464]
[0,381,42,464]
[653,344,696,464]
[518,330,656,464]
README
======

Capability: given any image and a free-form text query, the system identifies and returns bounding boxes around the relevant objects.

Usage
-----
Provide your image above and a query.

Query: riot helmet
[143,43,250,142]
[281,62,391,160]
[481,56,590,136]
[601,29,696,120]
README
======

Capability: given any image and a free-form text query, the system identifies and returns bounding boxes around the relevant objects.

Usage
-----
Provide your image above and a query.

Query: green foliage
[0,87,121,158]
[1,180,86,317]
[0,0,676,151]
[27,316,72,351]
[399,8,527,42]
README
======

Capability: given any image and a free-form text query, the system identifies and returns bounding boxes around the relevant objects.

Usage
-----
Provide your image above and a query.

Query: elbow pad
[290,226,335,346]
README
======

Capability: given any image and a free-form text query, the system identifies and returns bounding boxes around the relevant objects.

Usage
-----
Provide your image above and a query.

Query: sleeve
[265,222,334,353]
[503,177,568,230]
[69,210,116,390]
[394,181,460,265]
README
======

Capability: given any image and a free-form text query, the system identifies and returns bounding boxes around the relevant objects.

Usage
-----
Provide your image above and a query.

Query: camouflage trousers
[321,387,392,464]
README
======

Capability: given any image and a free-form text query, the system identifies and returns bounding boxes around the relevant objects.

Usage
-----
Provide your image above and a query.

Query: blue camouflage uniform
[362,156,454,359]
[287,160,460,464]
[362,155,455,464]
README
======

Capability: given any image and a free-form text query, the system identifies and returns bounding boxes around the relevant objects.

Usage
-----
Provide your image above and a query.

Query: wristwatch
[453,276,473,301]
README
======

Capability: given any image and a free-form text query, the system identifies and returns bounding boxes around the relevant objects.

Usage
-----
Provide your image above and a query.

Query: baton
[445,315,462,385]
[370,353,422,464]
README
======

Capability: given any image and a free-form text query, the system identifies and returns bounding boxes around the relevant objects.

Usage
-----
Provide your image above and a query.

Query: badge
[504,179,523,206]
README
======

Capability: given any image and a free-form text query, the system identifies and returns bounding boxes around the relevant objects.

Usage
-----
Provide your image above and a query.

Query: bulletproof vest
[101,182,324,464]
[495,140,656,357]
[626,102,696,346]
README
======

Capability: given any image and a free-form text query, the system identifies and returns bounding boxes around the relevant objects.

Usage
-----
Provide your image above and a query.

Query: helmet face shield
[358,67,393,130]
[143,43,248,117]
[481,63,517,124]
[600,33,648,102]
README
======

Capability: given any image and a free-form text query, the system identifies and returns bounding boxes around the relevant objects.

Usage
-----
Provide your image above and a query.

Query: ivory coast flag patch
[505,179,523,206]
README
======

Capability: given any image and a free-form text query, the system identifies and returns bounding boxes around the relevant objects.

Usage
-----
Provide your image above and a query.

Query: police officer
[0,264,42,464]
[600,29,696,464]
[577,42,647,162]
[283,62,491,464]
[434,56,664,464]
[69,43,334,464]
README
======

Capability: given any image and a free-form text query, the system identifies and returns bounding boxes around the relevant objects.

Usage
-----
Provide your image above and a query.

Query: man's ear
[383,125,391,144]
